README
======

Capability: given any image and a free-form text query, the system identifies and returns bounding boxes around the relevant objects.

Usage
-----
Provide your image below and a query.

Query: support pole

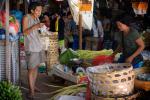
[24,0,28,14]
[79,14,82,49]
[5,0,11,82]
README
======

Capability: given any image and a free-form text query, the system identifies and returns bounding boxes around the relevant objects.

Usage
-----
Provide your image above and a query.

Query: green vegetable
[77,49,113,59]
[59,48,79,65]
[0,81,22,100]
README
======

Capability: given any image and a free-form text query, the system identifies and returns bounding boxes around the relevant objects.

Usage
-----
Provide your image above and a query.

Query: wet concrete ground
[20,67,67,100]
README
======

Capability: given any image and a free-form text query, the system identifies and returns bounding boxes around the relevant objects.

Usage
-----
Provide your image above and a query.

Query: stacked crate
[0,40,19,84]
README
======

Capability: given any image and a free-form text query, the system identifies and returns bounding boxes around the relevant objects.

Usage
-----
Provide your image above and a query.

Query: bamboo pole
[79,14,82,49]
[5,0,11,82]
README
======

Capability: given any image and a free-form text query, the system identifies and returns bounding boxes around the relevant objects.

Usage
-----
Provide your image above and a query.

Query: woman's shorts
[26,51,46,69]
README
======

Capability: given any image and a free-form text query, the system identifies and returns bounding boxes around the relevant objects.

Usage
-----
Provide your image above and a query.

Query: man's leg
[28,68,35,96]
[33,66,41,92]
[27,52,40,96]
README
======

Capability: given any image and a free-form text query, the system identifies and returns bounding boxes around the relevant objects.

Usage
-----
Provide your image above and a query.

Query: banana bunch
[0,81,22,100]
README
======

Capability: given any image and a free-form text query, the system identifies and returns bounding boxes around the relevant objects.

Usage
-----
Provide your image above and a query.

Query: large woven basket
[40,32,59,50]
[91,91,139,100]
[87,63,135,97]
[46,33,59,70]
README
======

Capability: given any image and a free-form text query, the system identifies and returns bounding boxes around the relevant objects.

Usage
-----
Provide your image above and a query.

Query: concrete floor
[20,67,66,100]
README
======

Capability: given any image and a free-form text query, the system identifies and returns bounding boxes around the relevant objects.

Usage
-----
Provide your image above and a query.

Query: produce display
[58,49,114,84]
[77,49,113,59]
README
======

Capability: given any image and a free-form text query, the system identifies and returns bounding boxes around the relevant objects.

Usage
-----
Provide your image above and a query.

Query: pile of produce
[0,81,22,100]
[77,49,113,59]
[49,83,87,100]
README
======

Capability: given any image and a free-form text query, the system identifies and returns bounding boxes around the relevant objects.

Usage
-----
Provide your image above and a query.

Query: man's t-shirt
[117,27,141,57]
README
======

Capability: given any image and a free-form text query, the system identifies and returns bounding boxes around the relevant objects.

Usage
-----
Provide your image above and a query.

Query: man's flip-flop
[26,93,34,100]
[26,93,40,100]
[35,87,41,92]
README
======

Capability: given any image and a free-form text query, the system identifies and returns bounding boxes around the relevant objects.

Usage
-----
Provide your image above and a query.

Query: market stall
[1,0,150,99]
[47,0,150,100]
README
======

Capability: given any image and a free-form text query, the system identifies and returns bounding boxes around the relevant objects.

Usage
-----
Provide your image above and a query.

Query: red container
[92,55,114,66]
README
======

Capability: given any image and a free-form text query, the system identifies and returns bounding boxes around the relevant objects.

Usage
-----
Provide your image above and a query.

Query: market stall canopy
[68,0,94,30]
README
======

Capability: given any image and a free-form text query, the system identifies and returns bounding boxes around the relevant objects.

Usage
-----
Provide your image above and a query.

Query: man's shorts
[26,51,46,69]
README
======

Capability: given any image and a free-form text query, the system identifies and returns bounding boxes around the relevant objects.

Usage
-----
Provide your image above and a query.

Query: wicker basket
[91,91,139,100]
[46,33,59,70]
[87,63,135,97]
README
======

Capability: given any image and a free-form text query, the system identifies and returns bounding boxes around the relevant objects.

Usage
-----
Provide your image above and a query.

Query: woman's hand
[125,56,134,63]
[35,23,45,29]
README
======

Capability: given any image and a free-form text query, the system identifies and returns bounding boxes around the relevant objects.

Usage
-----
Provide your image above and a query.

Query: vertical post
[5,0,11,82]
[79,14,82,49]
[24,0,28,14]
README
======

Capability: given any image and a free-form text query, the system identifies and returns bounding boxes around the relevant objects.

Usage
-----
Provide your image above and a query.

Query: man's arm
[22,16,44,35]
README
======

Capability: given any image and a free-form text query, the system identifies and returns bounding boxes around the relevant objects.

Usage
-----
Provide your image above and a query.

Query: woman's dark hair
[28,2,43,13]
[115,14,134,26]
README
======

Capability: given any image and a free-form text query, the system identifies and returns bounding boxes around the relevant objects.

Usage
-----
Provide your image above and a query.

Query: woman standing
[22,2,45,98]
